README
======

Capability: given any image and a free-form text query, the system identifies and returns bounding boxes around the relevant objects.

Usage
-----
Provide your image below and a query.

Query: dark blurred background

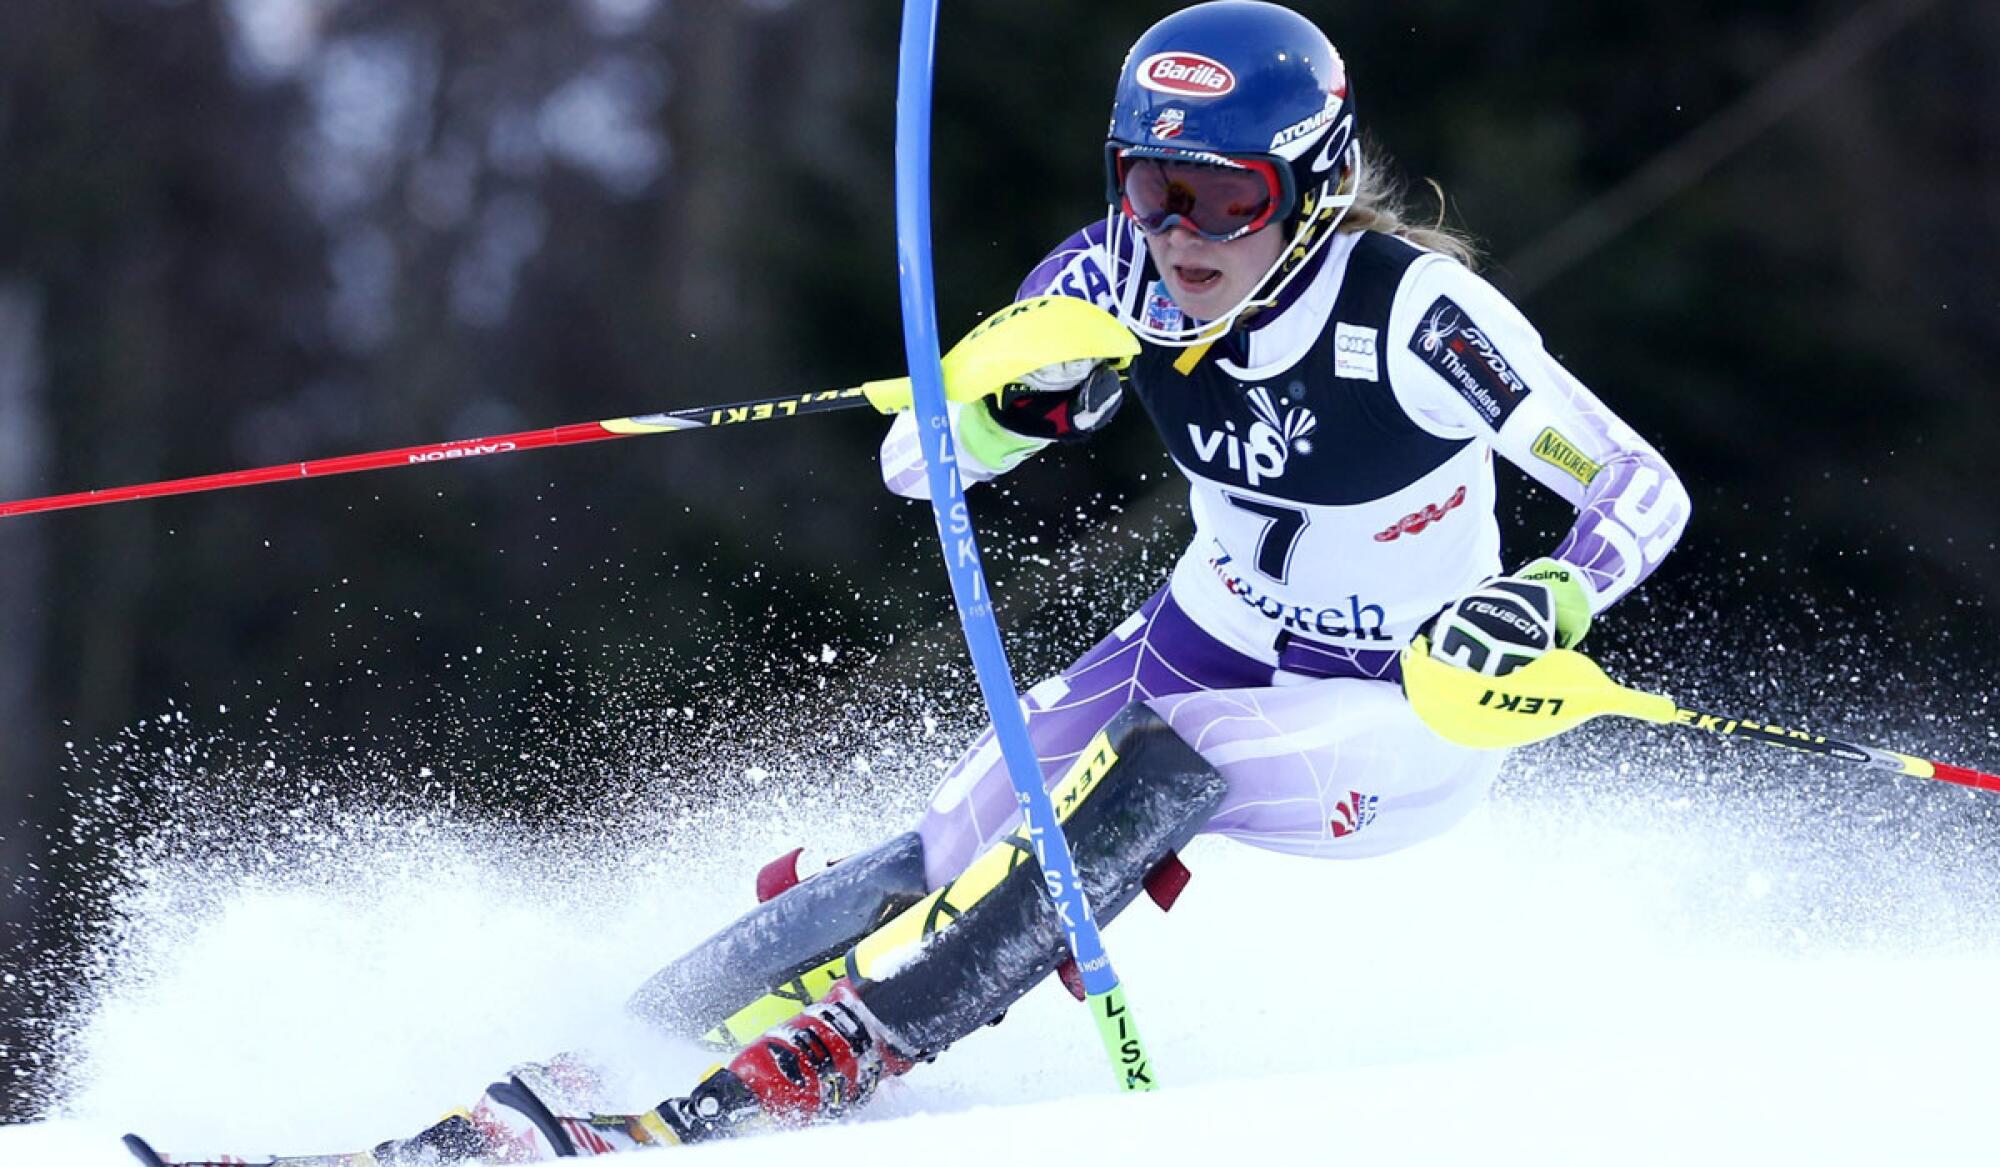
[1,0,1995,1119]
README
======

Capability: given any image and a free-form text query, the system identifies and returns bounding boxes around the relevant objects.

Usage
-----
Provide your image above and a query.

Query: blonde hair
[1337,141,1481,270]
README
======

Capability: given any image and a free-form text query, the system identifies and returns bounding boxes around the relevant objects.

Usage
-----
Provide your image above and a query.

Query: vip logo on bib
[1186,385,1318,487]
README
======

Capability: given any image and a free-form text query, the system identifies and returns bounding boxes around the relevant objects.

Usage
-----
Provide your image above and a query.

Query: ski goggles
[1109,148,1293,243]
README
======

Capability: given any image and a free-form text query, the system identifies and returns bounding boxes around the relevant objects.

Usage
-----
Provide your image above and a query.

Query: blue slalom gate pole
[892,0,1154,1091]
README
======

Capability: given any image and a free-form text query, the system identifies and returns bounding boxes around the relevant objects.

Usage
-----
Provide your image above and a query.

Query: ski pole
[0,389,877,518]
[1401,636,2000,794]
[0,294,1135,520]
[893,0,1155,1093]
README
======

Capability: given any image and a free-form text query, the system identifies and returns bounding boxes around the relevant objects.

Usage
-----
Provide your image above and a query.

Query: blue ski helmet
[1104,1,1360,342]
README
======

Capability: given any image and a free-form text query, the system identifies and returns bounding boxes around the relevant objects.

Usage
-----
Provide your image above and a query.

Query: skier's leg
[856,700,1230,1054]
[338,702,1229,1161]
[293,599,1257,1165]
[680,676,1502,1116]
[655,699,1231,1140]
[657,587,1265,1054]
[631,584,1265,1044]
[563,683,1490,1156]
[916,583,1271,887]
[629,683,1502,1146]
[626,829,928,1039]
[1149,676,1507,859]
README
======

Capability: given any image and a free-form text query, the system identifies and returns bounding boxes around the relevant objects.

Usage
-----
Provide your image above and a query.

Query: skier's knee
[846,702,1227,1055]
[627,829,929,1040]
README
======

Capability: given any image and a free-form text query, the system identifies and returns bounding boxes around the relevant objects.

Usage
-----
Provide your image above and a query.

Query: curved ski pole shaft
[895,0,1153,1091]
[0,295,1133,520]
[1664,705,2000,794]
[1402,637,1999,794]
[0,389,882,519]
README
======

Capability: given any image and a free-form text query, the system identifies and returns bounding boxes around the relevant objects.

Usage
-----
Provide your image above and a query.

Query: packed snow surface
[7,743,2000,1165]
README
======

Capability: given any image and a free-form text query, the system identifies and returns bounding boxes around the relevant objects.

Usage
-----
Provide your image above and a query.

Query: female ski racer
[126,3,1691,1164]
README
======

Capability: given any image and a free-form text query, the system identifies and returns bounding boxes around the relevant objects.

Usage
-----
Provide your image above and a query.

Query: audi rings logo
[1137,52,1236,97]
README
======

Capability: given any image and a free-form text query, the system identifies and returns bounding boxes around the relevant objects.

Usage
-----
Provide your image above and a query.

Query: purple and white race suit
[883,221,1691,890]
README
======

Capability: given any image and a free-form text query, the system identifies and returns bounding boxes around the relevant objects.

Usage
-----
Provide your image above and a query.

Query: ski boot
[655,978,915,1143]
[124,1054,651,1166]
[126,981,914,1166]
[376,979,913,1157]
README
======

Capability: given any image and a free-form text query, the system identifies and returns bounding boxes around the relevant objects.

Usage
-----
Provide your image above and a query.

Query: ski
[124,1132,380,1166]
[122,1107,505,1167]
[125,1091,705,1166]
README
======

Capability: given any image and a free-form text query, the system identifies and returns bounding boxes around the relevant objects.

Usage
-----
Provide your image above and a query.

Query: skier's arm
[1388,258,1692,635]
[879,402,1048,500]
[880,225,1127,500]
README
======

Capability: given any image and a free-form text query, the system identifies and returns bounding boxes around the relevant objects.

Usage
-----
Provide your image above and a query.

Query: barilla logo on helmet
[1137,52,1235,97]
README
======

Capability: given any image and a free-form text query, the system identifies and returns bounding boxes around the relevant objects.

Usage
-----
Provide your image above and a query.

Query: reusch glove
[983,358,1124,444]
[1512,557,1593,648]
[1426,557,1595,678]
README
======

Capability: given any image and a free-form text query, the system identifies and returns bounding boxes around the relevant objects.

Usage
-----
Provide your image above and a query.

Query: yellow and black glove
[1426,557,1595,678]
[983,358,1125,445]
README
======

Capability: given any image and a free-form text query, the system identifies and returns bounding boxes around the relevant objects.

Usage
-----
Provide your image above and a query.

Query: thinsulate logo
[1137,52,1235,96]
